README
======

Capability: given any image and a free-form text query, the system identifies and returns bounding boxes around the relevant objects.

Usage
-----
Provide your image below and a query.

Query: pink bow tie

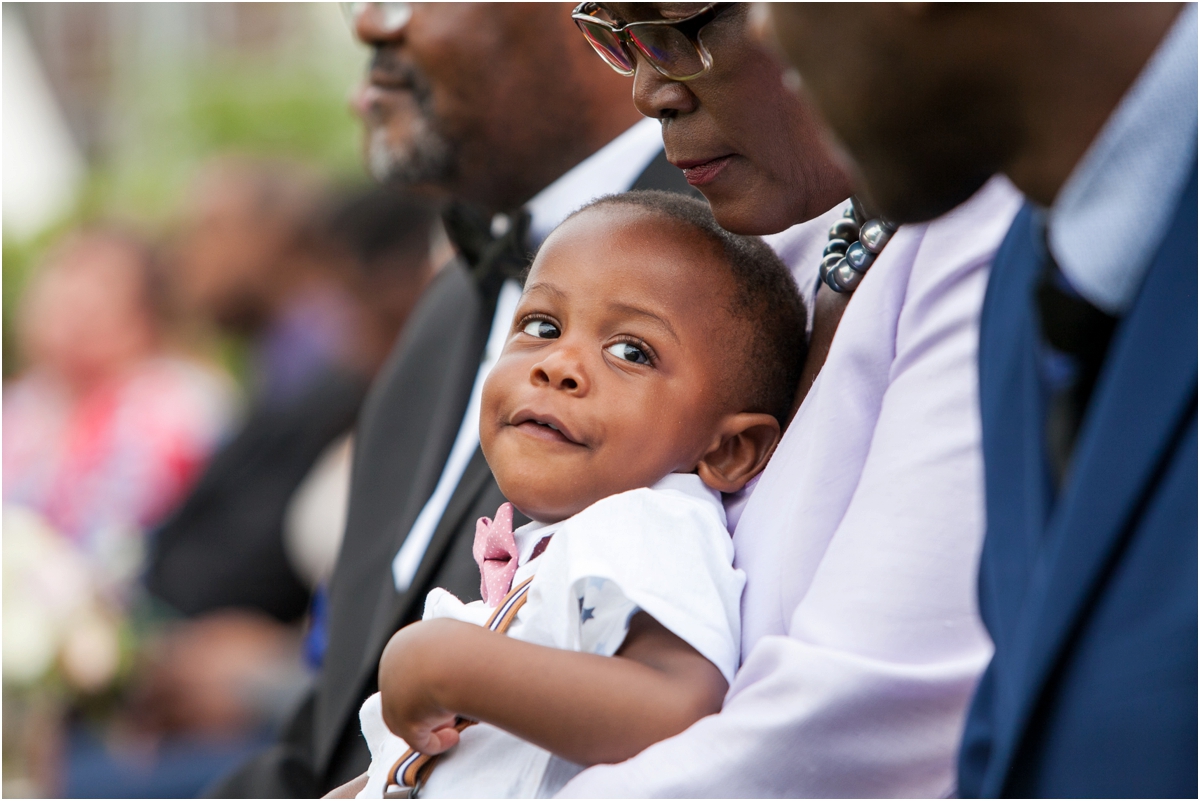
[473,503,518,607]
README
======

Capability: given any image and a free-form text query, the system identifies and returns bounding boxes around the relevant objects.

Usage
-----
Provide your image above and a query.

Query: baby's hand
[378,619,473,754]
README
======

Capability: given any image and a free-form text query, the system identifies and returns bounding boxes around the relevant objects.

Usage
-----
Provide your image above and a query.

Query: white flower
[2,604,58,686]
[3,505,106,689]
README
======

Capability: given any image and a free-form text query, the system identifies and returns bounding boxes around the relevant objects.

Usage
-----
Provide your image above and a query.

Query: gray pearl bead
[821,251,844,274]
[845,241,875,271]
[832,261,865,292]
[829,218,859,242]
[859,219,894,254]
[824,259,846,292]
[823,238,850,257]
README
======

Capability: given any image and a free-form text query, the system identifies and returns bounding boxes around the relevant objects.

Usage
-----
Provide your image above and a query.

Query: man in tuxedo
[765,4,1197,797]
[211,3,694,796]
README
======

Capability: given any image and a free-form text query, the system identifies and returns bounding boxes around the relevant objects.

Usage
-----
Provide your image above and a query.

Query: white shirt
[362,474,744,798]
[392,117,665,592]
[525,116,663,245]
[559,176,1023,798]
[1047,4,1197,315]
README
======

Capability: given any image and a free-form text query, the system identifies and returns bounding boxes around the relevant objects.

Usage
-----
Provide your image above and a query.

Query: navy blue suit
[959,168,1198,797]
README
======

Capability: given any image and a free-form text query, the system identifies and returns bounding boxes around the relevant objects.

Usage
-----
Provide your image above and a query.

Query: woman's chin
[705,190,801,237]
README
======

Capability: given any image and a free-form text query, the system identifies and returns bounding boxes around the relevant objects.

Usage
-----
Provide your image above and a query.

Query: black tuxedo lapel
[362,449,497,673]
[313,260,489,772]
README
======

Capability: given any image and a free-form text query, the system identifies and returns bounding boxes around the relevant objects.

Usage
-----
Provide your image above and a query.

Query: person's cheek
[478,361,511,455]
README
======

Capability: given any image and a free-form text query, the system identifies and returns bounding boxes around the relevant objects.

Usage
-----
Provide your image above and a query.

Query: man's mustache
[368,48,427,98]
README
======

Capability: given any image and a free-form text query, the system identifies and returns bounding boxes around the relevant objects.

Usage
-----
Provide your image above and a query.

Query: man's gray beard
[367,123,458,187]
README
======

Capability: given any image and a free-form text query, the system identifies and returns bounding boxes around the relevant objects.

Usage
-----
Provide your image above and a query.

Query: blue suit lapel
[975,206,1055,651]
[982,167,1199,794]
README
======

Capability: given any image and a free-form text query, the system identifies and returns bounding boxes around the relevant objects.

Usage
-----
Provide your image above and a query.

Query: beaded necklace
[819,203,897,293]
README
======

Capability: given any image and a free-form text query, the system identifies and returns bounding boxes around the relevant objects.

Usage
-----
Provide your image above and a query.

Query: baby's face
[480,206,741,523]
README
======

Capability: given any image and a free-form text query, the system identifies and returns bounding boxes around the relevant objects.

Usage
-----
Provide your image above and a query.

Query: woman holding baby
[559,4,1022,796]
[558,5,1020,796]
[335,3,1022,798]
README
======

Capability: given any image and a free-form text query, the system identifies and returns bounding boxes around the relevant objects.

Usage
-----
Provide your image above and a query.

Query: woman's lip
[675,155,734,186]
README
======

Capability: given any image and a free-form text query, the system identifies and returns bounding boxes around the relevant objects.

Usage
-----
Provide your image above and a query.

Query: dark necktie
[1034,259,1119,488]
[441,201,533,300]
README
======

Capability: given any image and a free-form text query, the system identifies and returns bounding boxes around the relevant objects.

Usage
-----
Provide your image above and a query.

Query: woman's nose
[632,58,699,120]
[531,347,589,394]
[354,1,413,44]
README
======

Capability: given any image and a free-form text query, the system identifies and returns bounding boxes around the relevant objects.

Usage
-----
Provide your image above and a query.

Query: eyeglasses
[572,2,735,81]
[341,2,413,35]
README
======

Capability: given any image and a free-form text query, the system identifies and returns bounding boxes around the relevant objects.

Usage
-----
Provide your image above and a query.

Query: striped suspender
[385,576,534,797]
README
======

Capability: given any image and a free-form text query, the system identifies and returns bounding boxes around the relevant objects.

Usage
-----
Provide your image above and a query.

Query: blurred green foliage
[84,56,366,223]
[4,28,370,378]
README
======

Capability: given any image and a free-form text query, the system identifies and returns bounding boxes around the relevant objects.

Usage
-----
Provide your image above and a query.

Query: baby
[333,191,806,798]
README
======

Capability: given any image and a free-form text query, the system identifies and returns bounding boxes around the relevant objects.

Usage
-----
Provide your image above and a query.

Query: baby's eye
[605,342,651,365]
[522,319,560,339]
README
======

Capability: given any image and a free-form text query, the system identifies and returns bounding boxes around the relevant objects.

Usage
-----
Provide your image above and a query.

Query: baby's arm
[377,611,728,767]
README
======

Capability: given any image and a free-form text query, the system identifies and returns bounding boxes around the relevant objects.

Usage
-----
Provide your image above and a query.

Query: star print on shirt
[577,596,596,623]
[574,576,642,656]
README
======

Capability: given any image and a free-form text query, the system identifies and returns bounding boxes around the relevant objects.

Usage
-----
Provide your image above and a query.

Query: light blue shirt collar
[1047,3,1197,315]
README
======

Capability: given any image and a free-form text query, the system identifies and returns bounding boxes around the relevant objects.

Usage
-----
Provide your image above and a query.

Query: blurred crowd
[3,154,443,797]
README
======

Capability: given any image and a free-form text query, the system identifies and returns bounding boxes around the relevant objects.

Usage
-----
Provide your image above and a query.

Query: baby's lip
[509,410,586,446]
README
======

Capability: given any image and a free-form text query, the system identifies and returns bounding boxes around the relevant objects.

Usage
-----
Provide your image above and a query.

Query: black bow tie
[442,202,533,299]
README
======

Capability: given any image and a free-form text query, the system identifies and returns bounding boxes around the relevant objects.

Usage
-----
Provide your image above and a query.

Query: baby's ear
[695,413,781,493]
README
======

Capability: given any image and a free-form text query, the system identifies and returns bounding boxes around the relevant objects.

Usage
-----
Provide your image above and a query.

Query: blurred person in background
[3,226,236,561]
[145,157,439,625]
[1,225,238,799]
[128,175,440,755]
[56,174,440,799]
[172,156,357,415]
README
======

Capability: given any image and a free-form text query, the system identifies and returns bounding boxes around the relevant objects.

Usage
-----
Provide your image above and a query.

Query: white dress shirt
[1047,4,1196,315]
[560,176,1023,798]
[392,117,665,592]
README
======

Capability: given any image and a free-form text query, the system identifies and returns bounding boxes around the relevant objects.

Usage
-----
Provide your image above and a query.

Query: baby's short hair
[566,190,807,427]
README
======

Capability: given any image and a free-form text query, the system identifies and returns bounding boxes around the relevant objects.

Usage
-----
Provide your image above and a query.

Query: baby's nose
[532,349,589,394]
